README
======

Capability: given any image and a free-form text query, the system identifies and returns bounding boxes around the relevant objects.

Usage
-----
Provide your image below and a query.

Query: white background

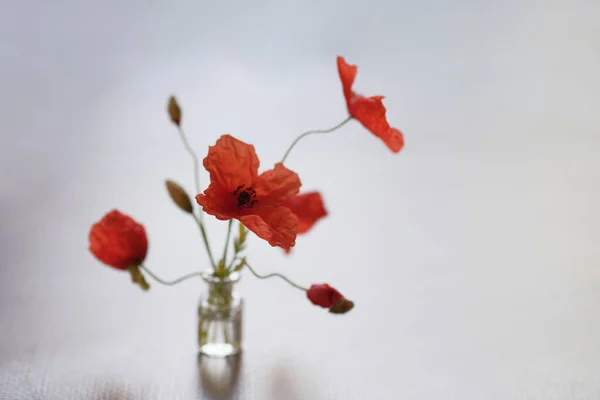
[1,0,599,399]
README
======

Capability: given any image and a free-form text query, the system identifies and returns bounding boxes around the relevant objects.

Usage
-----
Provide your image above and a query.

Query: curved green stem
[244,262,308,291]
[281,116,352,163]
[140,264,203,286]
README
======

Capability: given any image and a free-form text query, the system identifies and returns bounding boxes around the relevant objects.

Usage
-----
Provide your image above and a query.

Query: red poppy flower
[337,56,404,153]
[196,134,301,251]
[89,210,148,270]
[307,283,354,314]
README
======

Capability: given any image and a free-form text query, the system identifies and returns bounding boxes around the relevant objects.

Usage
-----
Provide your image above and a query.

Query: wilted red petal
[89,210,148,270]
[306,284,344,308]
[337,56,404,153]
[337,56,357,108]
[349,97,404,153]
[203,135,259,192]
[254,163,301,204]
[381,127,404,153]
[284,192,328,234]
[197,135,261,219]
[239,206,298,250]
[195,183,236,220]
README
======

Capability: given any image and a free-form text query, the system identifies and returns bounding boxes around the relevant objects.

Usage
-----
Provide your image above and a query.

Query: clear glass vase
[197,270,243,357]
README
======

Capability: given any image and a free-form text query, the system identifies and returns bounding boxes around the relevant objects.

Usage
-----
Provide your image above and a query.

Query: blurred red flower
[282,192,328,254]
[89,210,148,270]
[285,192,328,234]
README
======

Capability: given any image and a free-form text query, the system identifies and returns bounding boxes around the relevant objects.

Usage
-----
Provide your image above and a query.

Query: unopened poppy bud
[306,283,343,308]
[167,96,182,126]
[165,180,194,213]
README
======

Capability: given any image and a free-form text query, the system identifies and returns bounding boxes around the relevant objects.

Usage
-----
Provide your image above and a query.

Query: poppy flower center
[233,185,257,208]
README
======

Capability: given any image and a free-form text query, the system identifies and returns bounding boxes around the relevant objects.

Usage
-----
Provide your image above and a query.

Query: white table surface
[1,0,599,399]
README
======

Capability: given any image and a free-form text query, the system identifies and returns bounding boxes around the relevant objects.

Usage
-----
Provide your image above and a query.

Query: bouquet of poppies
[88,56,403,316]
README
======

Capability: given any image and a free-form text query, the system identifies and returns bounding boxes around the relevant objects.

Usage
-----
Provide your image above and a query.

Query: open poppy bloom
[307,283,354,314]
[196,135,302,251]
[337,56,404,153]
[282,192,328,254]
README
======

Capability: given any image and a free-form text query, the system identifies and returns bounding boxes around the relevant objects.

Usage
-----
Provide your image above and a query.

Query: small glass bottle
[197,270,243,357]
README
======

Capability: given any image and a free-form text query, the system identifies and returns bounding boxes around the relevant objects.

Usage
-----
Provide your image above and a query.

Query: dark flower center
[233,185,257,208]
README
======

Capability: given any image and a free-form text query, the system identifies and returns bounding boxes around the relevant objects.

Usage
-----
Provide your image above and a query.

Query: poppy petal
[203,135,260,192]
[239,205,298,250]
[254,163,301,204]
[350,97,405,153]
[336,56,357,107]
[284,192,328,234]
[381,127,404,153]
[195,183,236,220]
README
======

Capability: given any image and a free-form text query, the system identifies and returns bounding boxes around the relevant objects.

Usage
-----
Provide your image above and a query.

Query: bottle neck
[202,270,240,307]
[206,280,234,306]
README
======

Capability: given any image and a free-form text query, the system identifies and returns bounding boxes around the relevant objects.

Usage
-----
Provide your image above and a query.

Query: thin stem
[140,264,203,286]
[176,125,203,221]
[281,116,352,163]
[193,213,216,268]
[227,251,239,271]
[172,124,214,269]
[221,220,233,268]
[228,256,243,271]
[245,262,308,292]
